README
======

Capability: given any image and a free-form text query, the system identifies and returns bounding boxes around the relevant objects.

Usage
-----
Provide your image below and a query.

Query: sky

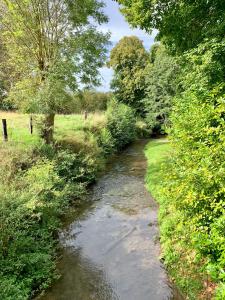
[97,0,157,91]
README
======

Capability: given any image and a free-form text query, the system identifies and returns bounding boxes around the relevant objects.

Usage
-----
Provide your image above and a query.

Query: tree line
[108,36,178,134]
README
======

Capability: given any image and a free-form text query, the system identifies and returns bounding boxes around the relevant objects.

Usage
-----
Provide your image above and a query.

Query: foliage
[145,139,204,299]
[145,40,225,299]
[0,151,96,299]
[167,87,225,297]
[55,150,101,184]
[98,128,115,157]
[0,108,138,299]
[144,44,179,134]
[1,0,109,108]
[135,119,150,138]
[116,0,225,53]
[0,160,66,300]
[108,36,148,114]
[106,99,136,150]
[73,90,112,113]
[0,0,109,142]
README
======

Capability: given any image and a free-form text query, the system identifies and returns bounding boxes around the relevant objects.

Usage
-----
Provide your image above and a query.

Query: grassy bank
[145,139,217,299]
[0,101,138,300]
[145,138,171,200]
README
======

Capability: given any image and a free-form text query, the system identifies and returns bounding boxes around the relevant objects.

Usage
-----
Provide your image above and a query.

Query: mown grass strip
[144,138,171,201]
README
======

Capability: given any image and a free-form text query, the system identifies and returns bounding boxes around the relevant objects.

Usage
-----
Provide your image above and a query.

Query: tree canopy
[116,0,225,53]
[144,44,179,133]
[108,36,148,114]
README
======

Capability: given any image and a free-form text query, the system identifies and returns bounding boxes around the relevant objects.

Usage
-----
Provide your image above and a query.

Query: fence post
[30,115,33,134]
[2,119,8,141]
[84,110,88,120]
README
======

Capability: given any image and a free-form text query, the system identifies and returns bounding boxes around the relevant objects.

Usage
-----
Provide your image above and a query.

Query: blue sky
[97,0,156,91]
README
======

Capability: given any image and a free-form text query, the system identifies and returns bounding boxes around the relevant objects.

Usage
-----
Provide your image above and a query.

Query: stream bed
[40,140,182,300]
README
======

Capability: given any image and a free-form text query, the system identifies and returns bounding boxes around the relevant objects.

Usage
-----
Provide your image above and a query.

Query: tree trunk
[41,113,55,144]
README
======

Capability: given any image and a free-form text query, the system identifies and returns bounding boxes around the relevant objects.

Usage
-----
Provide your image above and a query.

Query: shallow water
[39,140,183,300]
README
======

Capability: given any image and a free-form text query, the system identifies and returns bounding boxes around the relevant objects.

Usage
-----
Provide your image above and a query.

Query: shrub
[106,99,136,151]
[98,128,115,157]
[0,161,63,299]
[135,119,151,138]
[160,86,225,297]
[55,149,100,185]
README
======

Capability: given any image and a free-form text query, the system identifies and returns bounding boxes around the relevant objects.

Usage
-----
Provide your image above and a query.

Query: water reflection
[42,248,119,300]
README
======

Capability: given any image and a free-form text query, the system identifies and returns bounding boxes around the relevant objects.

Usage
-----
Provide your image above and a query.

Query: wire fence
[0,115,40,146]
[0,112,92,146]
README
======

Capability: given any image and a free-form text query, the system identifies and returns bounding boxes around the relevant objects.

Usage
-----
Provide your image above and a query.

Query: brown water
[39,140,183,300]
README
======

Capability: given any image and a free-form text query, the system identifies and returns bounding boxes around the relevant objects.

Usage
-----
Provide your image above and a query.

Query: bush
[144,40,225,299]
[135,119,151,137]
[156,89,225,296]
[98,128,115,157]
[106,99,136,151]
[55,149,100,185]
[0,155,89,300]
[0,161,63,299]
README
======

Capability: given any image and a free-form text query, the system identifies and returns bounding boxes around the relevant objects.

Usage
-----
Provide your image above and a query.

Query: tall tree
[144,44,179,133]
[0,0,109,143]
[108,36,148,114]
[116,0,225,53]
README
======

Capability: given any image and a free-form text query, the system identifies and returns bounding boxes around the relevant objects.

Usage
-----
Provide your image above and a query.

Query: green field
[0,111,107,180]
[0,111,106,144]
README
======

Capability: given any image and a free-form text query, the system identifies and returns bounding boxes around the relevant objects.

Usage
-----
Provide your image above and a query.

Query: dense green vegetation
[144,45,179,134]
[109,37,176,133]
[145,139,205,299]
[74,91,112,114]
[108,36,149,115]
[116,0,225,298]
[0,0,109,143]
[1,0,225,299]
[0,100,138,299]
[116,0,225,54]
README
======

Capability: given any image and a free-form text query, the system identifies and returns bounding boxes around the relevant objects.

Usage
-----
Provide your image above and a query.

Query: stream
[40,140,182,300]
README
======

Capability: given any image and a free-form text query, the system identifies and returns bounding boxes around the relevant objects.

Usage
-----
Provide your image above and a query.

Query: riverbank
[145,139,216,299]
[0,101,138,300]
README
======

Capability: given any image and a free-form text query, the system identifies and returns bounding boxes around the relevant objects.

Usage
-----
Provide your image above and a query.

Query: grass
[144,138,171,200]
[0,111,106,148]
[145,138,206,299]
[0,111,106,180]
